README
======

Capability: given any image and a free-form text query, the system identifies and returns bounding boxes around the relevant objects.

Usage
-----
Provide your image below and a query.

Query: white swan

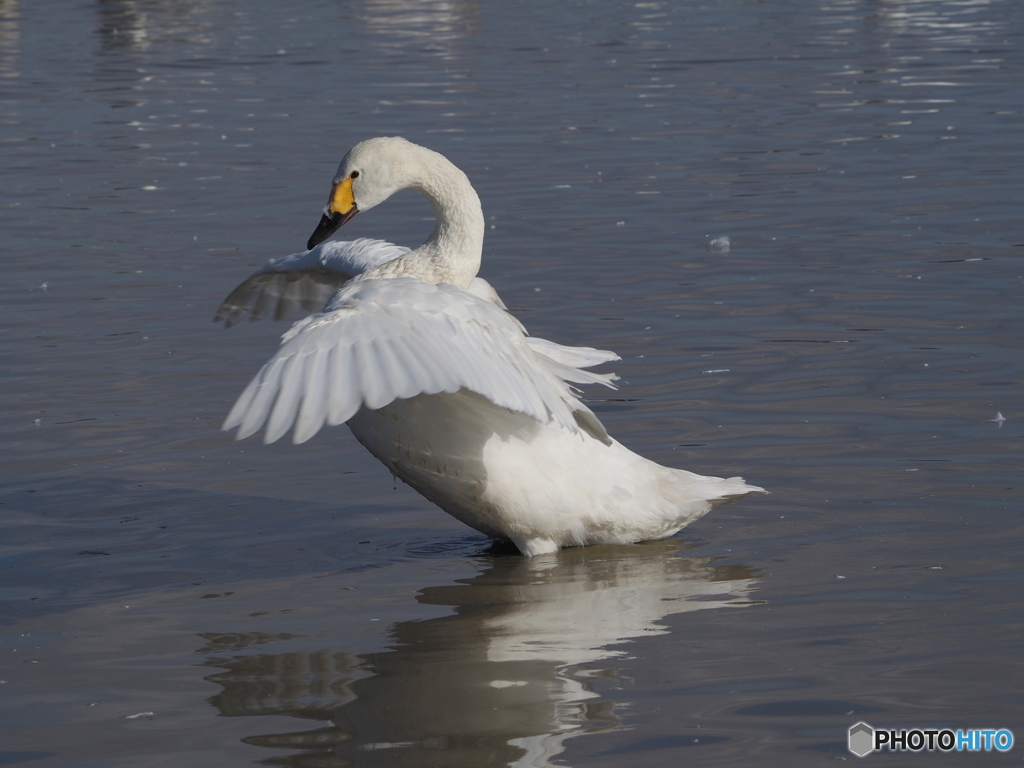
[218,137,763,556]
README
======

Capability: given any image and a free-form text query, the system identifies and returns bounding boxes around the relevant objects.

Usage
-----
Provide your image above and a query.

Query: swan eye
[350,170,360,179]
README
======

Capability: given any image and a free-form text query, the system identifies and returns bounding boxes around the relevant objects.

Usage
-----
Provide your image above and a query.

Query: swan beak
[306,177,358,249]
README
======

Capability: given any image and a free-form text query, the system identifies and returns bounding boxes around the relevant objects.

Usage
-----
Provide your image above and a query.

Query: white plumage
[225,277,605,444]
[219,137,763,556]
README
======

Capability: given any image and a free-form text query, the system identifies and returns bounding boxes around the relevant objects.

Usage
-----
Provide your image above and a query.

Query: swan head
[306,137,424,250]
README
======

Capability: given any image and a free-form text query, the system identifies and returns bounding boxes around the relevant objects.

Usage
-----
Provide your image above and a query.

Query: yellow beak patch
[329,177,356,215]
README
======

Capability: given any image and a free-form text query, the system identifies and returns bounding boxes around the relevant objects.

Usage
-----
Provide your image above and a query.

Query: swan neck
[414,157,484,289]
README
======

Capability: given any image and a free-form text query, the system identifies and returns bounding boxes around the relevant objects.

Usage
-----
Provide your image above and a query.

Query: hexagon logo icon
[849,722,874,757]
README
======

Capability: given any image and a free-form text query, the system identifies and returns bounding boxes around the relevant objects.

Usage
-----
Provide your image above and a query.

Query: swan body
[219,137,762,556]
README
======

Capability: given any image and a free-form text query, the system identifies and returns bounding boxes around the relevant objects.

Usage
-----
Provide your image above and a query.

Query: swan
[217,137,763,556]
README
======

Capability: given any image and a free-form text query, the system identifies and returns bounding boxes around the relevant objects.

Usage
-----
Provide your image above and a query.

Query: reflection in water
[0,0,18,79]
[870,0,1004,48]
[811,0,1008,140]
[358,0,479,58]
[96,0,152,51]
[818,0,1006,50]
[205,542,761,767]
[94,0,216,53]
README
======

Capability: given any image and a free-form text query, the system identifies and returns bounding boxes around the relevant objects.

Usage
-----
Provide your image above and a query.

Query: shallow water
[1,0,1022,765]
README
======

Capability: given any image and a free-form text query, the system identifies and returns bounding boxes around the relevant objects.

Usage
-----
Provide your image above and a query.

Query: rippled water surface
[2,0,1022,765]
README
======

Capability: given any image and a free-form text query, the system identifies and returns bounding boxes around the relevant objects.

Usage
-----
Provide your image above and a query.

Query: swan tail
[656,468,766,531]
[704,475,766,505]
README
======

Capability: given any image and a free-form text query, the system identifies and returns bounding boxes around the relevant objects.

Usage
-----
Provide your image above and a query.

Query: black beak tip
[306,208,357,251]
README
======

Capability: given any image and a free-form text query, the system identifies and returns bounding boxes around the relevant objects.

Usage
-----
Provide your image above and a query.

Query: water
[1,0,1022,765]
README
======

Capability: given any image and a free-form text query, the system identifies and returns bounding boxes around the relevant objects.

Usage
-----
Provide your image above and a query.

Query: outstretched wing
[214,239,409,326]
[223,277,617,445]
[525,337,619,388]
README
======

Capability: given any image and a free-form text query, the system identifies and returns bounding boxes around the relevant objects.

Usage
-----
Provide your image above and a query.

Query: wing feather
[214,239,410,326]
[248,279,277,323]
[223,372,261,432]
[355,338,393,410]
[294,349,329,443]
[233,356,287,439]
[389,333,459,395]
[274,277,302,321]
[265,354,305,444]
[372,333,420,401]
[525,337,619,369]
[326,344,360,426]
[224,277,619,444]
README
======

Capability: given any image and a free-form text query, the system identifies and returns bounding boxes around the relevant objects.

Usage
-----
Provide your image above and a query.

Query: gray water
[2,0,1022,765]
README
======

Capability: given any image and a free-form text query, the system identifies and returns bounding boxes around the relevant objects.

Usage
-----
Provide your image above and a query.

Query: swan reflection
[0,0,19,79]
[871,0,1003,48]
[357,0,480,56]
[204,541,760,767]
[94,0,216,52]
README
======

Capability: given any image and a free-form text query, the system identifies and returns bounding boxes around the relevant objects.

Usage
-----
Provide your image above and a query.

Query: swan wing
[223,277,596,445]
[466,278,619,387]
[463,278,619,443]
[525,337,620,388]
[464,276,510,310]
[214,239,409,327]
